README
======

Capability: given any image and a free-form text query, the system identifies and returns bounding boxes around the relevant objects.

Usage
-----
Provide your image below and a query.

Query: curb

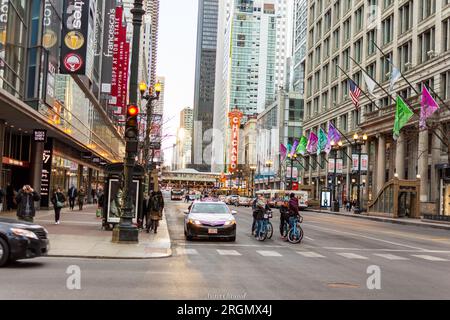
[308,209,450,231]
[46,249,173,260]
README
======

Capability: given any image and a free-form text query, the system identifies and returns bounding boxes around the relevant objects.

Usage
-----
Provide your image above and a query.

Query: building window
[420,0,435,21]
[340,113,348,132]
[315,45,322,66]
[367,29,376,55]
[418,27,435,63]
[354,6,363,32]
[306,102,312,118]
[333,0,340,25]
[331,85,339,105]
[309,29,314,47]
[398,41,412,73]
[314,97,320,114]
[308,53,313,72]
[324,37,330,58]
[442,71,450,100]
[443,18,450,53]
[382,15,393,45]
[354,38,362,63]
[343,0,352,13]
[322,92,328,110]
[316,19,322,42]
[333,28,340,51]
[353,71,362,86]
[343,48,350,70]
[367,62,376,79]
[343,18,351,42]
[307,77,313,97]
[399,1,413,34]
[343,79,349,99]
[315,71,321,91]
[332,56,339,79]
[352,109,360,129]
[383,0,393,9]
[323,64,329,85]
[381,52,392,82]
[310,4,315,23]
[324,10,332,32]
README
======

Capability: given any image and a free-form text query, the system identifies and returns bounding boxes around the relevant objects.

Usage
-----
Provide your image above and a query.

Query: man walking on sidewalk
[68,184,77,210]
[16,185,40,223]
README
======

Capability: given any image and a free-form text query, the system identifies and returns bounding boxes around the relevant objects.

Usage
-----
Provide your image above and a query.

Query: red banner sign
[228,110,243,173]
[110,6,123,99]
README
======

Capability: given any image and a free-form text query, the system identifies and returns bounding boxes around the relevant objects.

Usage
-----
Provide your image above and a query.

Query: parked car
[237,196,252,207]
[0,218,50,267]
[184,201,237,241]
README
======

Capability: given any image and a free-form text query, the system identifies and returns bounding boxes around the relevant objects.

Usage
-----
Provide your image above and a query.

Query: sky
[157,0,198,166]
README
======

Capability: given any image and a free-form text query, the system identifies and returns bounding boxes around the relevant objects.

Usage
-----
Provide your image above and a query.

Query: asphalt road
[1,198,450,300]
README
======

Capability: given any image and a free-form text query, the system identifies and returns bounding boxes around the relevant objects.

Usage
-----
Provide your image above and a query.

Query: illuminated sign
[228,110,243,173]
[33,129,47,142]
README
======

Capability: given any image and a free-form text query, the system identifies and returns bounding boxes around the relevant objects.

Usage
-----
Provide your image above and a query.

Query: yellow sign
[64,31,84,50]
[43,30,58,49]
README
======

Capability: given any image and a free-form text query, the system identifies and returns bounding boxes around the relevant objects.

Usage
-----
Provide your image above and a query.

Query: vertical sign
[328,158,343,174]
[101,1,116,93]
[361,154,368,174]
[336,159,343,174]
[352,154,359,172]
[0,0,9,87]
[228,110,243,173]
[110,5,124,107]
[60,0,90,74]
[40,139,53,207]
[118,41,130,123]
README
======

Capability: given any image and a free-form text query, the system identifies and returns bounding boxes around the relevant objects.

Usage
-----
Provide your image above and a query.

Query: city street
[1,198,450,299]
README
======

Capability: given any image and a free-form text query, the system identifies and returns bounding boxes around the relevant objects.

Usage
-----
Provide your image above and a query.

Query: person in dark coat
[16,185,40,223]
[288,193,299,228]
[51,187,66,224]
[149,191,164,234]
[68,184,78,210]
[279,200,289,238]
[141,192,151,230]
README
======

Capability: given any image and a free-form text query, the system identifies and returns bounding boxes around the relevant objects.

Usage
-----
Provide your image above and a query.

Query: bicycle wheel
[287,226,301,244]
[281,222,289,238]
[266,221,273,239]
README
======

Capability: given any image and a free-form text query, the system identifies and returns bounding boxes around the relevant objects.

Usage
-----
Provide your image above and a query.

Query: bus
[171,189,184,200]
[256,189,310,210]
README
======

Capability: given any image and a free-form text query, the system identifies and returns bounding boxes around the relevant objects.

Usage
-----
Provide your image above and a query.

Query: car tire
[0,237,10,268]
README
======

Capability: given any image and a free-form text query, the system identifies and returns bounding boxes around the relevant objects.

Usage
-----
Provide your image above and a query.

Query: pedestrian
[15,185,40,223]
[78,186,86,210]
[68,184,77,210]
[97,187,104,218]
[91,188,97,204]
[51,187,66,225]
[288,193,300,229]
[6,184,14,210]
[185,194,189,203]
[0,186,4,212]
[279,200,289,239]
[149,191,164,234]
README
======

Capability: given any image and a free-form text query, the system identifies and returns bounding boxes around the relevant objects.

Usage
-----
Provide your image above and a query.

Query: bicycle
[287,214,304,244]
[254,210,273,241]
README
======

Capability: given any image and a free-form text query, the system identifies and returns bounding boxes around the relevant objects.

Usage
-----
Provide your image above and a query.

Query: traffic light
[125,104,139,152]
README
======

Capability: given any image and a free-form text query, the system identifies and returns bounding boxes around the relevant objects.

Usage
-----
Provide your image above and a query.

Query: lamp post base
[112,224,139,243]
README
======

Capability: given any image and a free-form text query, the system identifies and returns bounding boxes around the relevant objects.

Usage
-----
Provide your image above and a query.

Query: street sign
[33,129,47,142]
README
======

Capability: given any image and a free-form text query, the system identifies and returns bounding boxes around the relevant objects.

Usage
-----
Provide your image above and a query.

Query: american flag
[349,79,361,109]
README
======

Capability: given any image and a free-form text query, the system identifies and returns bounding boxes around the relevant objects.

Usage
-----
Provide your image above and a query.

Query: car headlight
[224,220,236,226]
[188,219,202,225]
[11,228,38,239]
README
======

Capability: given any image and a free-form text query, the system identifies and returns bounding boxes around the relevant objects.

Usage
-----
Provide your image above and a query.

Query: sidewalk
[307,207,450,231]
[0,205,172,259]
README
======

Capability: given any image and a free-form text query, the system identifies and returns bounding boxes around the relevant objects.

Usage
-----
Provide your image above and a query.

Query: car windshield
[191,203,229,214]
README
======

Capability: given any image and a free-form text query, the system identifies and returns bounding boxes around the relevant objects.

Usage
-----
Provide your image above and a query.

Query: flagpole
[350,56,448,147]
[337,65,381,110]
[300,153,324,169]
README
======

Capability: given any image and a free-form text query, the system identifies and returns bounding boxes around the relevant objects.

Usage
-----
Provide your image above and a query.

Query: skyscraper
[147,0,160,87]
[192,0,219,172]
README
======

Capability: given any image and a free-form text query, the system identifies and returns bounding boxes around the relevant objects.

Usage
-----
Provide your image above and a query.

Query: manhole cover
[327,282,360,288]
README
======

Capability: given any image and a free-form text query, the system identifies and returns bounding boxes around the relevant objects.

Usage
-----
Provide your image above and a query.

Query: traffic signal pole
[112,0,144,243]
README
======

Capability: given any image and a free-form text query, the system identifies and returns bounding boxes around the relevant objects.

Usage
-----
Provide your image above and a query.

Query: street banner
[0,0,9,89]
[393,96,414,140]
[290,139,299,157]
[419,85,439,129]
[306,132,318,154]
[110,5,124,103]
[101,1,116,94]
[336,159,343,174]
[60,0,91,75]
[329,158,343,174]
[228,110,243,173]
[297,136,308,155]
[280,144,287,161]
[117,41,130,123]
[317,128,330,155]
[113,17,126,116]
[328,122,341,145]
[286,167,298,179]
[352,154,368,174]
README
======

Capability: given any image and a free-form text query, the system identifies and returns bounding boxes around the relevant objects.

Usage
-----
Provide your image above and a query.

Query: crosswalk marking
[176,248,198,255]
[337,253,368,260]
[256,250,282,257]
[297,251,325,258]
[373,253,409,261]
[217,249,242,256]
[412,255,449,262]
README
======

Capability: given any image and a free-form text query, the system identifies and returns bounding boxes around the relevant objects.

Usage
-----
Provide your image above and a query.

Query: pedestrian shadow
[4,260,46,269]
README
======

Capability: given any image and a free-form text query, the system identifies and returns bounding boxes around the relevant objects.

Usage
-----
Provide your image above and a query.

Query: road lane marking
[412,255,449,262]
[217,250,241,256]
[256,250,282,257]
[297,251,325,258]
[176,248,198,255]
[337,253,369,260]
[304,236,315,241]
[174,242,284,248]
[373,253,409,260]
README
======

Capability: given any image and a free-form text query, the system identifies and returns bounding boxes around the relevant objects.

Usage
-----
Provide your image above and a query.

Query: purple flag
[280,143,287,161]
[420,85,439,129]
[328,122,341,144]
[290,139,299,157]
[306,132,318,154]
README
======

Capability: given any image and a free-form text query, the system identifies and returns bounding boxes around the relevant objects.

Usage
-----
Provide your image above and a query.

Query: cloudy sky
[157,0,198,166]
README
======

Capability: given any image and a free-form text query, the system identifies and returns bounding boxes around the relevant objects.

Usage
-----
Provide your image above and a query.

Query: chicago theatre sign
[228,110,243,173]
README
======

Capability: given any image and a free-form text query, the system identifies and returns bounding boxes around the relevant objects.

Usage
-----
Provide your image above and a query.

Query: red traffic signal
[127,105,139,116]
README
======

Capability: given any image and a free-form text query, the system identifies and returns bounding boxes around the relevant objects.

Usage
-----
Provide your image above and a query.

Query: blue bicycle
[287,215,303,244]
[254,210,273,241]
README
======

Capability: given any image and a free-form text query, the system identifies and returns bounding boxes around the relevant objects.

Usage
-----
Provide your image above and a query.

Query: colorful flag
[419,85,439,129]
[362,71,378,98]
[393,96,414,140]
[280,143,287,161]
[296,136,308,155]
[349,79,361,109]
[306,132,318,154]
[328,122,341,145]
[317,128,329,155]
[290,139,299,157]
[389,64,402,93]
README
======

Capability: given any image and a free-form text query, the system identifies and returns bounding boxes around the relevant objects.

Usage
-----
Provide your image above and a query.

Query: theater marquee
[228,110,243,173]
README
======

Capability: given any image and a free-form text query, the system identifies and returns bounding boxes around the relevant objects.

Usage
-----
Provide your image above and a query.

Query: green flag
[393,96,414,139]
[296,136,308,155]
[317,128,328,155]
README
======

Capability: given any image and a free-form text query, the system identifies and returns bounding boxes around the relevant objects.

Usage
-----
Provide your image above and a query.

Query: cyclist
[279,198,289,239]
[254,195,267,239]
[288,192,300,229]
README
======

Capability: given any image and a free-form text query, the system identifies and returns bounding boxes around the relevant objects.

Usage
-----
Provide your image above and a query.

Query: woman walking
[51,187,66,225]
[78,186,86,210]
[149,191,164,234]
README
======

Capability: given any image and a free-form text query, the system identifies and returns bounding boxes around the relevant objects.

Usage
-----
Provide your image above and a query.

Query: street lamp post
[286,154,296,190]
[353,133,368,214]
[265,160,273,189]
[330,140,343,212]
[250,165,257,197]
[112,0,145,243]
